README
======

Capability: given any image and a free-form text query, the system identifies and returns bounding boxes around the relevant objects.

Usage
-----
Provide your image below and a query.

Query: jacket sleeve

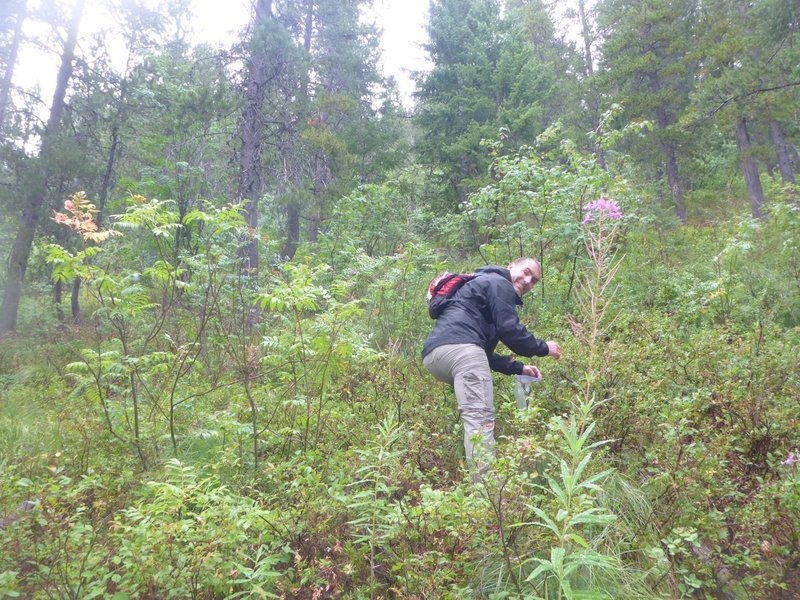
[488,353,525,375]
[488,279,550,357]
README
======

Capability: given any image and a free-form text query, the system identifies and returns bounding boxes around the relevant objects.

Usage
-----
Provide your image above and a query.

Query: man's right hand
[546,341,562,359]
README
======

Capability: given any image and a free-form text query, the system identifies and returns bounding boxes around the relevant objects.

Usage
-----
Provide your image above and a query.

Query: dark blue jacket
[421,265,550,375]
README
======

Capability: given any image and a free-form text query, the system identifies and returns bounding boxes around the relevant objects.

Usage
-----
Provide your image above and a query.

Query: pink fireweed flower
[582,198,623,224]
[783,451,799,466]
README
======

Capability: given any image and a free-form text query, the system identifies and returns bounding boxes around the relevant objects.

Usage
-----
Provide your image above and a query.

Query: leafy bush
[0,460,289,598]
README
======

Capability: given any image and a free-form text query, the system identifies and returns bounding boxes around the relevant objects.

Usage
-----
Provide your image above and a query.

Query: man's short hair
[509,257,538,268]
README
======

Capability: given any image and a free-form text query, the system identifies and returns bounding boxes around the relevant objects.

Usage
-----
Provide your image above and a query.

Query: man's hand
[546,341,562,359]
[521,365,542,378]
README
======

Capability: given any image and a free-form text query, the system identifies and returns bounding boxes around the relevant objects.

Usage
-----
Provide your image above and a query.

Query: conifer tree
[597,0,698,221]
[690,0,800,215]
[0,0,25,129]
[299,0,385,242]
[1,0,85,333]
[415,0,504,208]
[237,0,277,276]
[267,0,405,259]
[416,0,565,210]
[538,0,607,167]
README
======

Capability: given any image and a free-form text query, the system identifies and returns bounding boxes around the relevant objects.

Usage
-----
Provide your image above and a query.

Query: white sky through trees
[16,0,432,109]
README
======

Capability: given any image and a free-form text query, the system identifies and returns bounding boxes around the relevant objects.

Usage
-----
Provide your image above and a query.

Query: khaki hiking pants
[423,343,495,473]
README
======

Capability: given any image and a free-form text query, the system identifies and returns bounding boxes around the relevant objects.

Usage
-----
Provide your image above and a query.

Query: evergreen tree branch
[709,80,800,116]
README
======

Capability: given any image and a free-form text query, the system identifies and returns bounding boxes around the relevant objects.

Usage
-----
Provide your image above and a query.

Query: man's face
[509,260,540,297]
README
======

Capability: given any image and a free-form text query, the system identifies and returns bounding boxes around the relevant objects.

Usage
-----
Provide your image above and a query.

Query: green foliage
[0,460,289,598]
[111,460,288,597]
[521,402,620,598]
[345,417,406,581]
[463,129,619,265]
[415,0,570,208]
[2,1,800,593]
[4,129,800,598]
[321,173,424,260]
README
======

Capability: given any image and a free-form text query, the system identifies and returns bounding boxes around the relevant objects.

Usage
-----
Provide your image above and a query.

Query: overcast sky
[187,0,432,101]
[16,0,433,108]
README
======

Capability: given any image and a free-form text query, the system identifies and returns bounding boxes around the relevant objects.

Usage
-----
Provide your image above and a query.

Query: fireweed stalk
[568,197,624,407]
[520,198,626,598]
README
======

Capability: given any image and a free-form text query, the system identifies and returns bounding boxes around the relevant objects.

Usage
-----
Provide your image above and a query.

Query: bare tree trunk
[1,0,84,334]
[577,0,606,170]
[768,120,796,187]
[276,0,313,259]
[0,1,25,127]
[71,277,81,324]
[577,0,594,78]
[2,170,44,334]
[308,149,328,243]
[303,0,314,52]
[308,211,321,243]
[236,0,273,277]
[281,0,316,253]
[650,75,687,222]
[307,62,333,245]
[663,141,687,221]
[54,279,65,322]
[789,143,800,173]
[735,117,766,219]
[280,203,300,260]
[653,165,666,206]
[97,125,120,227]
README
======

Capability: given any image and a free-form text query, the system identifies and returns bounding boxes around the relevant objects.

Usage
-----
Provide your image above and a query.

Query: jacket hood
[474,265,511,280]
[475,265,522,304]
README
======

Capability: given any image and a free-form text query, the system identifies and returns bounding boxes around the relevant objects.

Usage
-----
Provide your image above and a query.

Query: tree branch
[709,80,800,117]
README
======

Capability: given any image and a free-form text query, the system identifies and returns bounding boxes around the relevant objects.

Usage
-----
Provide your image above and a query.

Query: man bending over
[422,257,561,475]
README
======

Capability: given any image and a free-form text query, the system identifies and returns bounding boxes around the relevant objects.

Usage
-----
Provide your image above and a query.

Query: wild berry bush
[2,158,799,598]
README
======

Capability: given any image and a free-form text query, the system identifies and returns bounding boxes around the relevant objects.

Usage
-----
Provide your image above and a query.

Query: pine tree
[1,0,85,333]
[267,0,405,259]
[416,0,565,211]
[691,0,800,215]
[0,0,25,129]
[597,0,698,221]
[237,0,277,276]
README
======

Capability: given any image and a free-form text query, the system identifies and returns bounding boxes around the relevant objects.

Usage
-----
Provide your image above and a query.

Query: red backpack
[426,271,477,319]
